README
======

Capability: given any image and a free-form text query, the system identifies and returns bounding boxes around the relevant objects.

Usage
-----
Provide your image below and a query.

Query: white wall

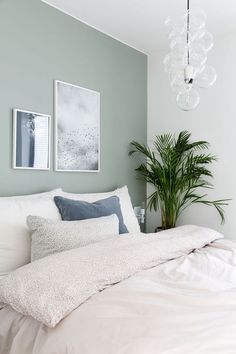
[147,32,236,239]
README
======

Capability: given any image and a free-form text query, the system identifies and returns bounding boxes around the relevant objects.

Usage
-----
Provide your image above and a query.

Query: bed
[0,188,236,354]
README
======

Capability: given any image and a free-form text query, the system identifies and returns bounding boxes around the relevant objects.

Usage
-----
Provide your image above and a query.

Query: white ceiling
[42,0,236,54]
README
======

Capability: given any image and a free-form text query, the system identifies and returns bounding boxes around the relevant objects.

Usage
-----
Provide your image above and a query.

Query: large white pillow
[59,186,140,234]
[0,189,62,277]
[28,214,119,261]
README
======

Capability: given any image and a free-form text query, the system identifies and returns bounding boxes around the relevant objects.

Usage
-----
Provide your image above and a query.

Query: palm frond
[195,199,231,224]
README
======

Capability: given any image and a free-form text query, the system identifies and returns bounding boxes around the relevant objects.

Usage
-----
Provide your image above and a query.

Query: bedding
[0,225,220,327]
[54,195,128,234]
[0,189,62,277]
[1,226,236,354]
[28,214,119,261]
[60,186,140,234]
[0,186,138,278]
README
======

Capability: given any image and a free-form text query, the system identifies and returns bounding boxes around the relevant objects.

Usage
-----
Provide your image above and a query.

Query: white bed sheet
[1,238,236,354]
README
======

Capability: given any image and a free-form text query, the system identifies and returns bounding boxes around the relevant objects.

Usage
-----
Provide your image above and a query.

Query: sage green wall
[0,0,147,205]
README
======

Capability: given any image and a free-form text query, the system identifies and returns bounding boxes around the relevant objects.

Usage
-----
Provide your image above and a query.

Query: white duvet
[0,225,236,354]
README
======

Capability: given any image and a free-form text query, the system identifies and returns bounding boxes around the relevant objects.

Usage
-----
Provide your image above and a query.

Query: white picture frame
[13,109,51,170]
[54,80,100,172]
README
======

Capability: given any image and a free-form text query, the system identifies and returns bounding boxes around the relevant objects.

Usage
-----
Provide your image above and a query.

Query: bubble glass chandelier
[164,0,217,111]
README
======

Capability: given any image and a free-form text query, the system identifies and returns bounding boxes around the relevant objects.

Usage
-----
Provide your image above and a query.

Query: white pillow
[60,186,140,234]
[27,214,119,261]
[0,189,62,277]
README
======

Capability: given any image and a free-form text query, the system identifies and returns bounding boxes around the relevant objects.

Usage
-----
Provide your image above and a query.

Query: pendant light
[164,0,217,111]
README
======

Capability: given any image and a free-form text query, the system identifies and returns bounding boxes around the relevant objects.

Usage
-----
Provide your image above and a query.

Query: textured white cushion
[28,214,119,261]
[0,189,62,277]
[60,186,140,234]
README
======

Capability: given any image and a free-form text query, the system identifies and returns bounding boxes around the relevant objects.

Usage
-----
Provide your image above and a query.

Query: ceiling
[42,0,236,54]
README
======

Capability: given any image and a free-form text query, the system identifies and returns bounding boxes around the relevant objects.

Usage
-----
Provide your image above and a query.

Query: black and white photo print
[13,109,51,170]
[55,80,100,172]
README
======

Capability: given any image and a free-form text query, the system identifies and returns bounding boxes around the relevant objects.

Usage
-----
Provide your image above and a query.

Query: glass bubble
[194,65,217,88]
[168,28,185,42]
[171,40,187,57]
[163,53,173,73]
[165,11,187,33]
[188,8,207,32]
[164,52,185,73]
[169,69,185,93]
[165,16,172,28]
[196,31,214,52]
[176,85,200,111]
[189,43,207,68]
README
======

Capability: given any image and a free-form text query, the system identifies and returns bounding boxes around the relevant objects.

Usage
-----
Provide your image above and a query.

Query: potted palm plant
[129,131,229,230]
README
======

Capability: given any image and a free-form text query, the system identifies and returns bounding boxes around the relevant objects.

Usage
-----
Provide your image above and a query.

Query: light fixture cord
[187,0,190,65]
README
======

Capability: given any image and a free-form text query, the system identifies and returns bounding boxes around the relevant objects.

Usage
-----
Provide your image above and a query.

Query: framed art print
[55,80,100,172]
[13,109,51,170]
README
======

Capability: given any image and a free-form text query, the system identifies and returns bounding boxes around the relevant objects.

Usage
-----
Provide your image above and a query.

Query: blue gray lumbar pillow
[54,195,128,234]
